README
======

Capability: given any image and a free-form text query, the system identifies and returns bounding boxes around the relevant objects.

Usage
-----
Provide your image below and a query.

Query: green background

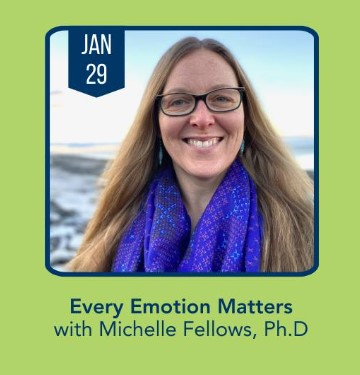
[2,0,357,373]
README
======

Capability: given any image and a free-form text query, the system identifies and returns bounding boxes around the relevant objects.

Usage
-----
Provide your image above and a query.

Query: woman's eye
[214,96,231,102]
[167,95,192,107]
[170,99,187,106]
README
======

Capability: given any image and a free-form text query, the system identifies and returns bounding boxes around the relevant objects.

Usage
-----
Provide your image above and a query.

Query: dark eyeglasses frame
[156,87,246,117]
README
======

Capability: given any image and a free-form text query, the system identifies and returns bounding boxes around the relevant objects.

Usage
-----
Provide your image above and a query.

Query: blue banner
[68,27,125,97]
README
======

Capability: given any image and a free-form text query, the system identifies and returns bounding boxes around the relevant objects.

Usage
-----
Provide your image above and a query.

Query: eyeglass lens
[161,88,242,116]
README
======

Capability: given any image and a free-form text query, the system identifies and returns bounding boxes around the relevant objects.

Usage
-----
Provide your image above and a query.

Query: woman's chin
[174,160,230,183]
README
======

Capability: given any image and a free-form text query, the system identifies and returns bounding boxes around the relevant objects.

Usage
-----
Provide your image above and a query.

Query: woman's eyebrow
[162,87,190,94]
[163,84,238,95]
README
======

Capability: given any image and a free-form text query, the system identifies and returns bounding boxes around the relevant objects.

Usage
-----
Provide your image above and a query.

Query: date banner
[68,27,125,97]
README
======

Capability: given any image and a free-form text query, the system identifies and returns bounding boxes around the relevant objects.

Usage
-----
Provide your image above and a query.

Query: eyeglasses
[157,87,245,116]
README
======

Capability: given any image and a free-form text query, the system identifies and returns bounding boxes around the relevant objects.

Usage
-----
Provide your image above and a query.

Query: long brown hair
[68,37,314,272]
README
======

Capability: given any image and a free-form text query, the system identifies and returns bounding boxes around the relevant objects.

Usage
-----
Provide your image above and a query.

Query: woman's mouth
[183,137,223,149]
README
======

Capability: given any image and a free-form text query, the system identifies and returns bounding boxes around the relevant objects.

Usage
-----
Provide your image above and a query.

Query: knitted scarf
[112,160,262,272]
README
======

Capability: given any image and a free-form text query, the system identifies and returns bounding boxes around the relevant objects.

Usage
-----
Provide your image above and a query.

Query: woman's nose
[189,100,215,128]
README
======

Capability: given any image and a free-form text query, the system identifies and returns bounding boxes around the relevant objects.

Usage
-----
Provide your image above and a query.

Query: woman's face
[159,49,244,184]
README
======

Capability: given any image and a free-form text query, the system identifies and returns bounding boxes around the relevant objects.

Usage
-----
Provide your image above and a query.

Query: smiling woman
[68,37,314,273]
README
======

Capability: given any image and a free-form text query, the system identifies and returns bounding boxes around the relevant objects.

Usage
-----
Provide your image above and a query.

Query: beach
[50,153,109,271]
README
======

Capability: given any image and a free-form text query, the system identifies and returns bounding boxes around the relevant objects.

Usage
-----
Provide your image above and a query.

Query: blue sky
[50,28,315,143]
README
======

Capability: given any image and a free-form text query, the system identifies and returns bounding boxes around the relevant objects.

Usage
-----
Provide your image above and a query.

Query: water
[283,136,314,171]
[51,136,315,172]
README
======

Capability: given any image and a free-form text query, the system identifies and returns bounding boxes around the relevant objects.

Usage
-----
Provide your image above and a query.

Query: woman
[69,37,314,273]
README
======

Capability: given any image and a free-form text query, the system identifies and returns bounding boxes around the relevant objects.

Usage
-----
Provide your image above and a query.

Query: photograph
[48,28,316,274]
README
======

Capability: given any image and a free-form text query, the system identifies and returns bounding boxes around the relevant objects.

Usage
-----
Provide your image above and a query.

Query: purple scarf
[112,160,262,272]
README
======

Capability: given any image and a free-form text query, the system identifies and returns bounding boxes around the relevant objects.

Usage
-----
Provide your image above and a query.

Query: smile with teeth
[185,137,222,148]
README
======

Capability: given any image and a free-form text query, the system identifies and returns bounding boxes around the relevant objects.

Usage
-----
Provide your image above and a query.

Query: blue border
[45,25,319,277]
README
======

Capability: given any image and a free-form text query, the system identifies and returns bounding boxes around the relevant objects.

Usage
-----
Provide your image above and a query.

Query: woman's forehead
[163,49,238,94]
